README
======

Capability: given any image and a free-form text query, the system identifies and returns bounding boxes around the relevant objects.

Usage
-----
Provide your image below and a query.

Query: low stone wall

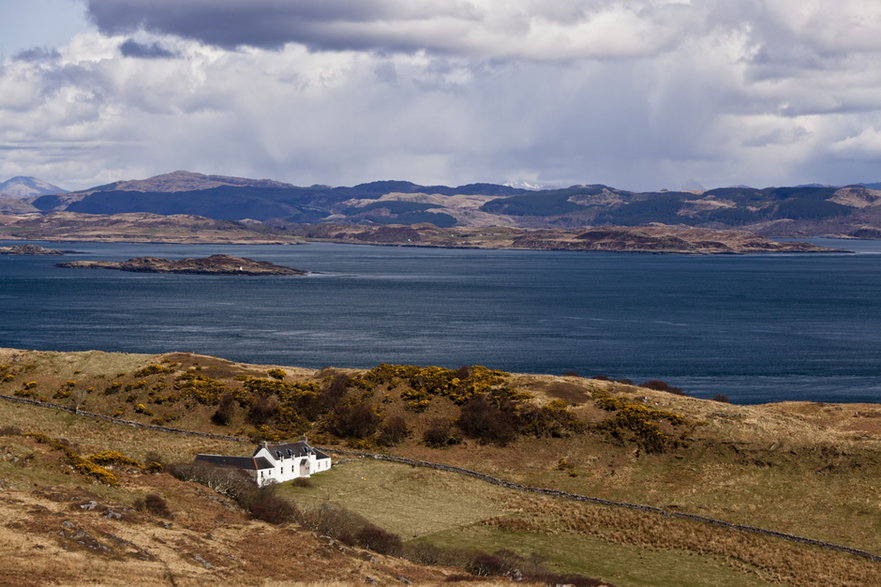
[0,393,245,442]
[3,392,879,562]
[320,447,881,563]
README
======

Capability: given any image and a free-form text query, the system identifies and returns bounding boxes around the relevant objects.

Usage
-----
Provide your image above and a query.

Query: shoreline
[2,345,877,407]
[0,233,852,255]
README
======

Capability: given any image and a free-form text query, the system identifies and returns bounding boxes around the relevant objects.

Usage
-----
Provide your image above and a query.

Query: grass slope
[0,403,456,585]
[2,347,880,585]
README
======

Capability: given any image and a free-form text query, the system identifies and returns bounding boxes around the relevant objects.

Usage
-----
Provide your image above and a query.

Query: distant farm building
[195,440,331,487]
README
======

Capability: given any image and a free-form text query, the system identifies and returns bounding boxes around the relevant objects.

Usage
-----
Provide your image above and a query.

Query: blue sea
[2,239,880,404]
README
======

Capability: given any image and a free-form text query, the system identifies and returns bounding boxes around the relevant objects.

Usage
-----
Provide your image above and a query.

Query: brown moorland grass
[2,347,881,583]
[0,432,468,586]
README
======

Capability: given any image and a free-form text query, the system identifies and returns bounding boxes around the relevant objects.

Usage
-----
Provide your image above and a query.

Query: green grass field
[278,458,840,586]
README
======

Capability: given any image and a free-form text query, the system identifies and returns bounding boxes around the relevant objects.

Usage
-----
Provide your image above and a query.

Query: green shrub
[456,395,516,446]
[377,415,409,446]
[355,525,402,555]
[299,502,370,540]
[246,396,279,426]
[24,432,119,485]
[170,461,297,524]
[174,371,227,404]
[134,493,173,518]
[267,368,286,380]
[364,363,510,410]
[327,402,380,439]
[640,379,686,395]
[241,487,299,525]
[423,418,460,448]
[212,393,236,426]
[517,400,585,438]
[133,364,177,378]
[87,450,141,468]
[134,403,152,416]
[595,402,690,453]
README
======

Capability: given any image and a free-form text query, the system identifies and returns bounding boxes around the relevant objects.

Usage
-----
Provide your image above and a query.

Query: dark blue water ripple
[2,238,880,404]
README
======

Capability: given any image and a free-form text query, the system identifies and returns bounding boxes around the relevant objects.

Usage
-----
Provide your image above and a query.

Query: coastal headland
[1,347,879,585]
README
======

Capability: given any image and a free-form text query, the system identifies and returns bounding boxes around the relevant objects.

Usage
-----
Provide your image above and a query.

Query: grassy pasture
[3,347,881,585]
[278,457,881,586]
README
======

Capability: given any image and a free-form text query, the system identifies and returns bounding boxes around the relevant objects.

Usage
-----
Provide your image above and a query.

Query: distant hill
[33,171,529,225]
[0,176,66,198]
[24,170,881,237]
[73,169,294,195]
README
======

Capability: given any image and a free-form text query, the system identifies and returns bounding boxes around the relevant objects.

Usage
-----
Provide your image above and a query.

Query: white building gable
[195,440,331,487]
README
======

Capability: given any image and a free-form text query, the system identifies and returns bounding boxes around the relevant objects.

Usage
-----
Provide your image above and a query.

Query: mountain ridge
[14,170,881,237]
[0,175,67,198]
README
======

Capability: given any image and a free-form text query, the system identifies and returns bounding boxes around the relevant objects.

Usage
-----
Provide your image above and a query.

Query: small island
[56,254,306,275]
[0,244,65,255]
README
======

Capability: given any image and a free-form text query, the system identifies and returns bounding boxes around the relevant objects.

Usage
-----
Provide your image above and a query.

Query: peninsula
[56,254,306,275]
[293,223,845,254]
[0,243,64,255]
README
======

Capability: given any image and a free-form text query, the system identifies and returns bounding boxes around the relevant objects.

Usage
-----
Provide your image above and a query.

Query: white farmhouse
[195,440,331,487]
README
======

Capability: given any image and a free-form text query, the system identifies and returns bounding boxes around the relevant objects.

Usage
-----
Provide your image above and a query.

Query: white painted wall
[252,447,331,487]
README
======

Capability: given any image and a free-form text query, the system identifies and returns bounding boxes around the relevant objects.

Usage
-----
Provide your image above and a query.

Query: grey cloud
[12,3,881,192]
[119,39,178,59]
[85,0,696,59]
[86,0,422,51]
[79,0,881,73]
[40,64,113,102]
[14,47,61,62]
[742,127,810,148]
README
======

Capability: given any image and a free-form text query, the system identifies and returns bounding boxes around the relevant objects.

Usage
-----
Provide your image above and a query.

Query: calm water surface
[2,238,880,404]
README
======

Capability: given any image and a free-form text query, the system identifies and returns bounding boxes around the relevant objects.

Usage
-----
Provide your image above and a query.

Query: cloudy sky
[3,0,881,191]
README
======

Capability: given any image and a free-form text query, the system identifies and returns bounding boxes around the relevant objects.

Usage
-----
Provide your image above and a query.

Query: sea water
[2,239,880,404]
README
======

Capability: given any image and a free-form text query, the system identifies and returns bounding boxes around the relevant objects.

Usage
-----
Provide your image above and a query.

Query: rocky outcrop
[0,244,64,255]
[56,254,306,275]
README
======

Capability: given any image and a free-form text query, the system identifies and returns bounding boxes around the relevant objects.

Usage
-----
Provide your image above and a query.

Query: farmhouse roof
[254,441,330,460]
[194,454,274,470]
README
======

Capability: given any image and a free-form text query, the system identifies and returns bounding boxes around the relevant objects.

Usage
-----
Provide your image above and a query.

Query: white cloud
[830,127,881,160]
[5,1,881,189]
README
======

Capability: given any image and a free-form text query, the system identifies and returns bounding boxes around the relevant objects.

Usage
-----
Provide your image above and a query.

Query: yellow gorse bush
[132,364,176,378]
[87,450,142,468]
[21,434,163,485]
[364,364,510,411]
[594,397,690,453]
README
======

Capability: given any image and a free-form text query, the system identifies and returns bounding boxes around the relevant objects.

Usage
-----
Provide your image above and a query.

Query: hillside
[18,170,881,237]
[0,211,304,244]
[0,212,839,253]
[2,348,880,585]
[0,176,66,198]
[0,413,458,585]
[285,223,842,253]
